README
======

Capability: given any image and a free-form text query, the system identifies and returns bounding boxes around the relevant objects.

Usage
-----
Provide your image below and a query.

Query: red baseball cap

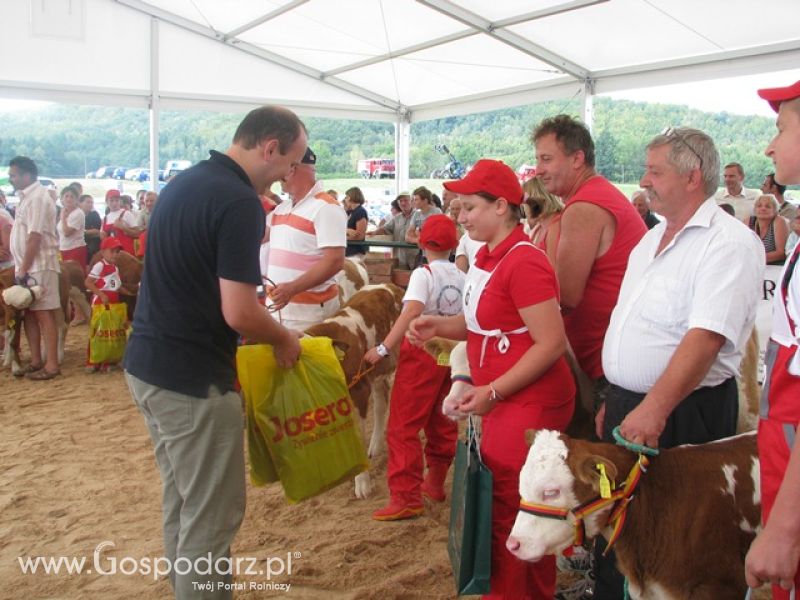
[101,237,123,251]
[443,159,524,205]
[105,189,121,201]
[757,80,800,113]
[419,214,458,252]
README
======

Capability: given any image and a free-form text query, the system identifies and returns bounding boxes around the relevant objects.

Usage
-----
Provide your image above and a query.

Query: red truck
[357,158,395,179]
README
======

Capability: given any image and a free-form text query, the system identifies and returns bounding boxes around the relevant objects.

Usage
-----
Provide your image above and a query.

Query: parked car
[86,171,96,179]
[113,167,128,180]
[164,160,191,180]
[95,166,118,178]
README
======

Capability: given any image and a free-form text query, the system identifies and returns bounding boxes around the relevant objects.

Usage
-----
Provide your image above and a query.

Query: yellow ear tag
[436,351,450,367]
[597,463,612,499]
[333,346,346,361]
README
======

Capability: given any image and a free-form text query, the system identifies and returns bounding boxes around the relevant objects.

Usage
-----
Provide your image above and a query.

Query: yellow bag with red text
[88,303,128,365]
[236,337,369,503]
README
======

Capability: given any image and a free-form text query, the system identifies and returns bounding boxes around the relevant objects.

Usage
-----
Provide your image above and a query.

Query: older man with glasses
[592,127,766,599]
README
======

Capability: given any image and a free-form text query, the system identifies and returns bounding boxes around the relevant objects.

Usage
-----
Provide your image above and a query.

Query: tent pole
[148,17,160,193]
[394,111,411,195]
[580,78,595,134]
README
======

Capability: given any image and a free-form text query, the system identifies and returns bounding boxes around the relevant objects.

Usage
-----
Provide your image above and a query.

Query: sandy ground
[0,324,455,600]
[0,325,772,600]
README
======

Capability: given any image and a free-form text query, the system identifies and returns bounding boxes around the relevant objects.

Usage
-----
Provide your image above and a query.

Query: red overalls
[759,245,800,599]
[466,234,575,599]
[102,210,136,256]
[386,264,460,507]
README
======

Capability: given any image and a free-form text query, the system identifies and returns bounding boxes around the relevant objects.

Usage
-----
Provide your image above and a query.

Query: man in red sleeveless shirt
[745,80,800,599]
[532,115,646,405]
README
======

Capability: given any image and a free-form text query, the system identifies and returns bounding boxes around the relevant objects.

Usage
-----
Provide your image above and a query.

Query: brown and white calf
[337,256,369,305]
[0,266,70,375]
[305,283,405,498]
[507,430,760,599]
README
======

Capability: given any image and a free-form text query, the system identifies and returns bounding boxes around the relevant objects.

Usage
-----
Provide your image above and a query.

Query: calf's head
[507,430,627,562]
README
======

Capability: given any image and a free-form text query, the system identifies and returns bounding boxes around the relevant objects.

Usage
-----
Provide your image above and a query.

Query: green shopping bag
[88,303,128,364]
[236,337,369,503]
[448,415,493,596]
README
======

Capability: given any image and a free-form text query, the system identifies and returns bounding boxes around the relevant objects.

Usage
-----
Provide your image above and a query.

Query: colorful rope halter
[518,454,650,555]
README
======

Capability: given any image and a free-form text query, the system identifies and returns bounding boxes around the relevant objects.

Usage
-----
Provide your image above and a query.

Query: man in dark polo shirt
[124,106,307,599]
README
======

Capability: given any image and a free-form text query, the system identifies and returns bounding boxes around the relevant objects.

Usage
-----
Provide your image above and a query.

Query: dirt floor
[0,325,772,599]
[0,325,455,599]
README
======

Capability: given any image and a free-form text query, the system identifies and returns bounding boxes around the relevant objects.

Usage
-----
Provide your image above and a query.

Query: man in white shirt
[714,162,760,219]
[8,156,62,380]
[602,130,764,448]
[267,147,347,331]
[595,129,764,599]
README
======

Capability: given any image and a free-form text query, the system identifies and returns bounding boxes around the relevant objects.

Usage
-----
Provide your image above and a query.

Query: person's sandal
[26,369,60,381]
[14,363,43,378]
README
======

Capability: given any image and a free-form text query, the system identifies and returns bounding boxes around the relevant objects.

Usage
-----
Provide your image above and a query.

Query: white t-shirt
[104,208,138,229]
[455,232,485,272]
[57,208,86,250]
[403,259,465,317]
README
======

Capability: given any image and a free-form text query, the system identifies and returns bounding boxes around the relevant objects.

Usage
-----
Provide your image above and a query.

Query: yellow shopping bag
[236,337,369,503]
[89,303,128,364]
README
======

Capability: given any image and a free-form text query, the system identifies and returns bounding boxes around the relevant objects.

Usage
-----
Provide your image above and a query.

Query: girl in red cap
[409,159,575,599]
[365,214,465,520]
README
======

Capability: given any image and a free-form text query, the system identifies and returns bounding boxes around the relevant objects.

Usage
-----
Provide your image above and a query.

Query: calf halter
[518,454,650,556]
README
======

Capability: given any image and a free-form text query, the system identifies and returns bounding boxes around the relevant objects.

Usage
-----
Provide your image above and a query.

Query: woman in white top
[57,186,87,270]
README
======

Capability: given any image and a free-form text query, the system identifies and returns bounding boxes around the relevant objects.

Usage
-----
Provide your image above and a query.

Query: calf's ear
[423,336,457,360]
[331,339,350,360]
[524,429,539,446]
[577,455,618,489]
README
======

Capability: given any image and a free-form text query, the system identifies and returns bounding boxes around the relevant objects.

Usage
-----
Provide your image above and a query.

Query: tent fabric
[2,0,800,123]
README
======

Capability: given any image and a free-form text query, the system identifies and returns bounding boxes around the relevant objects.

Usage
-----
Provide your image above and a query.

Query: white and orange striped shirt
[266,182,347,306]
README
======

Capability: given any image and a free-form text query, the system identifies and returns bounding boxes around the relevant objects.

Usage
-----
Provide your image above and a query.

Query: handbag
[236,336,369,503]
[448,415,493,595]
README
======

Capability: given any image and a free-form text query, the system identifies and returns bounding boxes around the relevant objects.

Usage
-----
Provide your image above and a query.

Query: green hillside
[0,97,778,188]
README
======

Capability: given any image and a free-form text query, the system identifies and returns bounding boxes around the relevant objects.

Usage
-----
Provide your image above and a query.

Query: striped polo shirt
[266,181,347,304]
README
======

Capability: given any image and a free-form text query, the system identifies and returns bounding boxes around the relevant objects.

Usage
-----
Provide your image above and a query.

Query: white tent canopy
[3,0,800,188]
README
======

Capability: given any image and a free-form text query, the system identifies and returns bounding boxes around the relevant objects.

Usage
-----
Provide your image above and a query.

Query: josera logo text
[270,397,353,442]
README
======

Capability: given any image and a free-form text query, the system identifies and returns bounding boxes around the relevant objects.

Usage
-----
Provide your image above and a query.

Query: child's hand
[364,347,383,365]
[407,316,437,346]
[99,292,110,306]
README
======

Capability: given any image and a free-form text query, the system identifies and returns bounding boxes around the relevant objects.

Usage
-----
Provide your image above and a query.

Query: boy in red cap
[745,80,800,598]
[364,214,465,520]
[84,237,134,372]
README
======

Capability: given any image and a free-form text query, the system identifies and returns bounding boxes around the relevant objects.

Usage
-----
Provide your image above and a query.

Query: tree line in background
[0,97,778,188]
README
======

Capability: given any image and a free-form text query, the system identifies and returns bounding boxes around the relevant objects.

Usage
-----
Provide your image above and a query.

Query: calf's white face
[507,430,580,561]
